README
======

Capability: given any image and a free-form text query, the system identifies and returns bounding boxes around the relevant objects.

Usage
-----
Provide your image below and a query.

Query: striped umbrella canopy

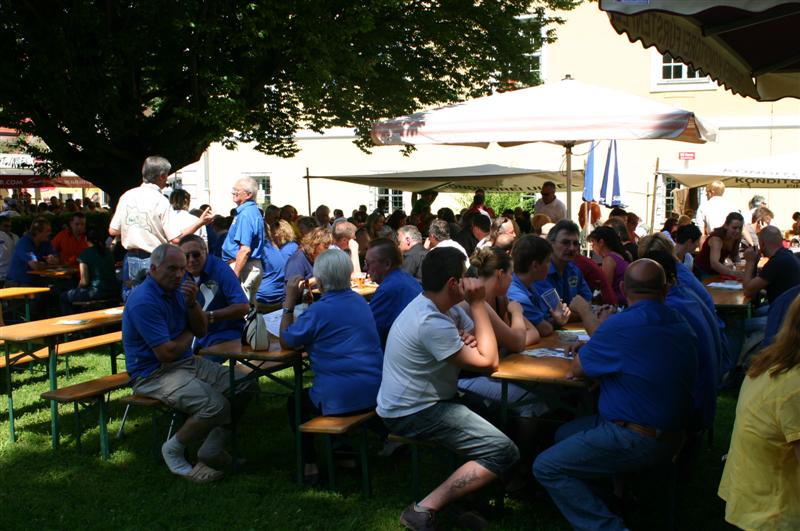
[371,77,716,217]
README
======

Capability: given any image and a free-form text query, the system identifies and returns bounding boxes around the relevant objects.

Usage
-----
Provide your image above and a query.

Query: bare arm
[741,246,765,298]
[108,227,120,237]
[181,279,208,337]
[447,279,499,372]
[78,262,90,288]
[601,255,616,290]
[535,319,554,337]
[708,237,741,278]
[279,276,304,350]
[209,302,249,323]
[231,245,252,277]
[152,329,196,363]
[170,207,213,244]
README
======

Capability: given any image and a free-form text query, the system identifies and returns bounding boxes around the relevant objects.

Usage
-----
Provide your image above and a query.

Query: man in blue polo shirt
[123,243,253,482]
[6,217,57,286]
[179,235,249,362]
[364,238,422,349]
[534,259,697,530]
[507,235,570,337]
[535,220,592,305]
[222,177,265,305]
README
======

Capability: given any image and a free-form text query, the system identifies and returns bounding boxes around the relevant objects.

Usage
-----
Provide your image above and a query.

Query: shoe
[400,503,437,531]
[378,439,406,457]
[185,462,224,484]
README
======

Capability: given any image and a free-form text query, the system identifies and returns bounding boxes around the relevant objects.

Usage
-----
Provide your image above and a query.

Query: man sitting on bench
[178,235,249,361]
[377,247,519,530]
[122,243,254,483]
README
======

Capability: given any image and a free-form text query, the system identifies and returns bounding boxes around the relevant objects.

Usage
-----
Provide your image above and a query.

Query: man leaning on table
[179,235,249,362]
[536,220,592,306]
[377,247,519,531]
[6,217,57,286]
[533,259,698,530]
[221,177,266,306]
[123,243,255,483]
[109,156,212,297]
[51,211,88,266]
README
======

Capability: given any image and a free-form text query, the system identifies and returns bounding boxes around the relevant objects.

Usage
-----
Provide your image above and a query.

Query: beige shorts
[133,356,250,422]
[232,258,262,306]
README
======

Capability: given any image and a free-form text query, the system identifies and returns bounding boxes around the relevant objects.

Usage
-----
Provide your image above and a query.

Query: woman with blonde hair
[284,227,332,282]
[272,219,299,262]
[718,294,800,530]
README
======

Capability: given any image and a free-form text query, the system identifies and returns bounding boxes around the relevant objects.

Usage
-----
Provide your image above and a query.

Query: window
[650,50,717,93]
[661,54,704,82]
[250,175,271,208]
[664,176,678,216]
[374,187,403,213]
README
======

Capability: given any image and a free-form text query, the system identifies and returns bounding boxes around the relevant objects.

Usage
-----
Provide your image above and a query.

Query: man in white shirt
[533,181,567,222]
[695,180,739,239]
[0,214,19,286]
[378,247,518,530]
[109,156,212,298]
[426,219,469,269]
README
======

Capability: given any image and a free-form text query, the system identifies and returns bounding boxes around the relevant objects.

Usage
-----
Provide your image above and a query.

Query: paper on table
[520,347,574,360]
[264,304,308,337]
[103,308,124,315]
[707,282,742,290]
[57,319,91,325]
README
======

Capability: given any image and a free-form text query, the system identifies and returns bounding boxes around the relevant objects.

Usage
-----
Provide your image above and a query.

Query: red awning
[0,168,94,188]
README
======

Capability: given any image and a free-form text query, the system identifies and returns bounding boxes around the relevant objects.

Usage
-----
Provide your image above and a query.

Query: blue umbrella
[599,140,626,208]
[582,141,599,202]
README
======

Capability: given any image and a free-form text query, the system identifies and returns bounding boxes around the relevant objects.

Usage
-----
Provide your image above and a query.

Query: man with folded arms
[377,247,519,530]
[534,259,697,530]
[123,243,254,482]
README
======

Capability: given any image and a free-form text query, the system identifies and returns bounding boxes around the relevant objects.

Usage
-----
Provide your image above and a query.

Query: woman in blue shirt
[280,248,383,484]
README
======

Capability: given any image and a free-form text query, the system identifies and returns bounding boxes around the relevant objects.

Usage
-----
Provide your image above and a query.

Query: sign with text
[678,152,695,161]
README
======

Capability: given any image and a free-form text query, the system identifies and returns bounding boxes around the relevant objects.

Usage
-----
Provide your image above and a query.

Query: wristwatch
[282,306,294,315]
[208,310,215,324]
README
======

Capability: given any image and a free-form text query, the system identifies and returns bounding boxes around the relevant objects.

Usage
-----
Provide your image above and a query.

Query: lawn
[0,350,737,530]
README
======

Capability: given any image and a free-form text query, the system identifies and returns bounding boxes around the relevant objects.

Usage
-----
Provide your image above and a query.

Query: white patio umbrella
[659,152,800,188]
[371,76,716,217]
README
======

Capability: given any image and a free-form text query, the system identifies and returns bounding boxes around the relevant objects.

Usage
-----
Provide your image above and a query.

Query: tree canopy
[0,1,577,201]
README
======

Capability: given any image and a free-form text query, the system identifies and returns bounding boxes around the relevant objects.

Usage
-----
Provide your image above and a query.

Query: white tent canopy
[660,153,800,188]
[306,164,584,193]
[371,77,715,216]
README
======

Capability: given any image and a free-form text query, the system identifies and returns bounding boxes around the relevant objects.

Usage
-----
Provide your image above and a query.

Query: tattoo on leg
[450,470,479,492]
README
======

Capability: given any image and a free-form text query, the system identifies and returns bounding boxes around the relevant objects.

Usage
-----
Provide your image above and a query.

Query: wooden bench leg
[4,345,16,443]
[48,344,60,450]
[293,359,303,485]
[110,344,118,375]
[359,428,371,498]
[323,434,336,491]
[98,396,110,460]
[73,403,82,452]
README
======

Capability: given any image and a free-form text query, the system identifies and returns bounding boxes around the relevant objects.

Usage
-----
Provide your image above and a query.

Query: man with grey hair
[222,177,266,305]
[332,219,361,275]
[426,218,469,269]
[123,243,255,482]
[397,224,427,282]
[110,156,212,299]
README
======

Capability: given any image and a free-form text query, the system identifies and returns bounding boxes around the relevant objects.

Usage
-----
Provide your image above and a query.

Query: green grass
[0,351,737,530]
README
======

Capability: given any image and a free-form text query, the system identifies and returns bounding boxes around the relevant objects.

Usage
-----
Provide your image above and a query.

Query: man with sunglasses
[179,235,249,361]
[533,181,566,222]
[535,219,592,305]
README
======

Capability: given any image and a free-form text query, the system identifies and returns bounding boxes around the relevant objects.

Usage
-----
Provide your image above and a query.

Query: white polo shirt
[109,182,180,253]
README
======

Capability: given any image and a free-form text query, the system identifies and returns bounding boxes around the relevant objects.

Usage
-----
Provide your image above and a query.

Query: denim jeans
[533,415,674,531]
[381,399,519,477]
[122,254,151,302]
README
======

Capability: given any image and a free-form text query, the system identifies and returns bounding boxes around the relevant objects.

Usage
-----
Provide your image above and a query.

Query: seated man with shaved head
[742,225,800,306]
[534,259,698,530]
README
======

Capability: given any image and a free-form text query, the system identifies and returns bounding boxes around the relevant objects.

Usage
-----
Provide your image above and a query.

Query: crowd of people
[1,157,798,530]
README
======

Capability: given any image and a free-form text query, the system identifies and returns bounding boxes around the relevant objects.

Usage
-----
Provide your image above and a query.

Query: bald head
[623,258,667,303]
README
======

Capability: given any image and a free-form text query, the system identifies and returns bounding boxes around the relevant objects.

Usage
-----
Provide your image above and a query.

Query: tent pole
[565,144,573,219]
[306,167,312,216]
[649,158,659,233]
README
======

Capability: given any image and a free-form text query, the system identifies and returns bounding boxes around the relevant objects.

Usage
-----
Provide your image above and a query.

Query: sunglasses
[185,251,204,260]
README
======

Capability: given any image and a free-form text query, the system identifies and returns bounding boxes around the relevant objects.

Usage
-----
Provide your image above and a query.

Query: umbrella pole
[306,167,312,216]
[649,158,659,233]
[565,144,573,219]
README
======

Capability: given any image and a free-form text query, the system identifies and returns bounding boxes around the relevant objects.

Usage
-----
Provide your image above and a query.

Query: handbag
[241,308,270,350]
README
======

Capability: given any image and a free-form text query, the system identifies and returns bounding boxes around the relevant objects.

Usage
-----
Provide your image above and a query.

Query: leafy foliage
[0,1,578,200]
